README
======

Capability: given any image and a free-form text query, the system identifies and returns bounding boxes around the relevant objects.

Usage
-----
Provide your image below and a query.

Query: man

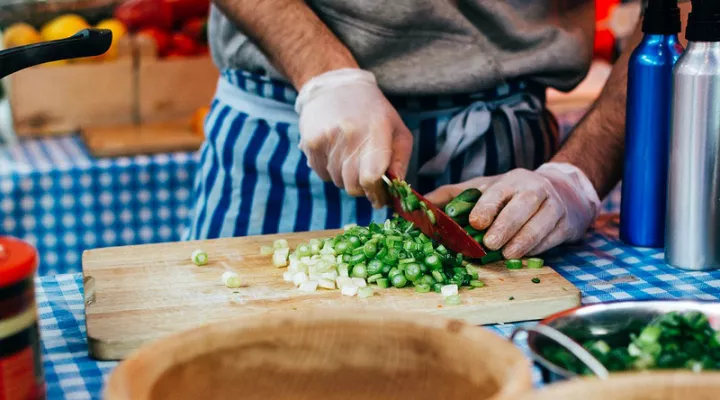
[186,0,670,259]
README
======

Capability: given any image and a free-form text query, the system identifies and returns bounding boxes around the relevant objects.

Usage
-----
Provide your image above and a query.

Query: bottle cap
[0,237,38,288]
[642,0,681,34]
[686,0,720,41]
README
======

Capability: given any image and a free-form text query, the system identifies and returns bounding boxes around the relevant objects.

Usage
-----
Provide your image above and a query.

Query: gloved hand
[295,68,413,208]
[425,163,602,259]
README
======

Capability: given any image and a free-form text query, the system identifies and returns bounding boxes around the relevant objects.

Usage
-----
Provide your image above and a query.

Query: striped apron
[184,70,559,240]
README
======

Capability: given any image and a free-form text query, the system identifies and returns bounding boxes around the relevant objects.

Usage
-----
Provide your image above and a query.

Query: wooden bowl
[515,371,720,400]
[104,309,532,400]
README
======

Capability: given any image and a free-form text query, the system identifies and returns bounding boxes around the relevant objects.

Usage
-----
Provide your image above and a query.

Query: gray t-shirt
[209,1,629,96]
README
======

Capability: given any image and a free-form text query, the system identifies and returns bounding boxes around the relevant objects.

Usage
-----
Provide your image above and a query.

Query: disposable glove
[295,68,413,208]
[425,163,601,259]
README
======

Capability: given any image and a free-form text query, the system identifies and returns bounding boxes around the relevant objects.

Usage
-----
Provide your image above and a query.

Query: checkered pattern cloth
[36,221,720,399]
[0,136,198,275]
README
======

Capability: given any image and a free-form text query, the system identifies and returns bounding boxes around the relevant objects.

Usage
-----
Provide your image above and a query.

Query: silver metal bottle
[666,0,720,271]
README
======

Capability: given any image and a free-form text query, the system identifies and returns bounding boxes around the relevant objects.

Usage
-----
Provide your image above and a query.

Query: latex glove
[295,68,413,208]
[425,163,601,259]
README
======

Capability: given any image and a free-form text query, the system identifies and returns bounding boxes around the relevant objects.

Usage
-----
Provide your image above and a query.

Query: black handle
[0,28,112,79]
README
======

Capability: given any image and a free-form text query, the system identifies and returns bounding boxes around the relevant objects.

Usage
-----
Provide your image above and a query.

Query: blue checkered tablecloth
[0,136,197,276]
[0,109,616,277]
[36,219,720,400]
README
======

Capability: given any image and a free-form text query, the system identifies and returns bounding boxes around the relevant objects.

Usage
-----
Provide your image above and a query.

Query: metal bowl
[512,300,720,383]
[0,0,122,28]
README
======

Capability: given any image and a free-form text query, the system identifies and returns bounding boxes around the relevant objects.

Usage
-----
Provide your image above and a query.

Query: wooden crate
[79,36,214,157]
[8,36,135,137]
[136,35,218,124]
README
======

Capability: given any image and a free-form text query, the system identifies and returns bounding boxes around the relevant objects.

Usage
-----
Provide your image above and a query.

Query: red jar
[0,237,45,400]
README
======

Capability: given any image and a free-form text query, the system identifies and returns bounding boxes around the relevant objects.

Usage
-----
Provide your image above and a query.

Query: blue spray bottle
[620,0,684,247]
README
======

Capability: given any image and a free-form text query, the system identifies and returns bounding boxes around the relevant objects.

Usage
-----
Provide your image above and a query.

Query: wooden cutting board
[82,230,581,361]
[81,120,204,157]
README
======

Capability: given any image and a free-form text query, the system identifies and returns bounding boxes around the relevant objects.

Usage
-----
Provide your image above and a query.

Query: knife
[382,172,487,259]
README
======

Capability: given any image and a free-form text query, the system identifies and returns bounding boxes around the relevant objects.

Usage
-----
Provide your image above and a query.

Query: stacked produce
[114,0,209,58]
[1,0,210,63]
[3,14,127,64]
[544,311,720,374]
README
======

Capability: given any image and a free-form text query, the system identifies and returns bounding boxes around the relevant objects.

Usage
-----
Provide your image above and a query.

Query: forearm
[212,0,357,89]
[551,22,644,199]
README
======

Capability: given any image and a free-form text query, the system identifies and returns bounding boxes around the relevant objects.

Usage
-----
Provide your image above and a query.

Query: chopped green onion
[505,259,523,270]
[470,279,485,288]
[465,264,479,280]
[444,294,462,306]
[405,194,421,211]
[367,274,383,283]
[425,209,436,225]
[260,246,274,255]
[221,271,242,288]
[335,241,349,254]
[414,283,431,293]
[391,274,408,288]
[424,254,443,270]
[351,264,368,279]
[473,233,485,244]
[531,277,541,284]
[527,258,544,269]
[191,249,209,266]
[367,259,384,275]
[480,250,504,265]
[338,263,350,278]
[273,239,289,249]
[404,263,422,282]
[441,284,458,297]
[445,200,475,218]
[464,225,481,236]
[341,284,359,297]
[388,267,402,279]
[295,244,311,257]
[347,235,361,248]
[431,270,445,283]
[349,253,366,265]
[420,275,435,286]
[376,278,390,289]
[358,287,374,298]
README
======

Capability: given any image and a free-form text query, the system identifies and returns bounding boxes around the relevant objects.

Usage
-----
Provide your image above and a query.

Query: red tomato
[137,27,172,57]
[165,0,210,23]
[170,32,200,56]
[114,0,173,32]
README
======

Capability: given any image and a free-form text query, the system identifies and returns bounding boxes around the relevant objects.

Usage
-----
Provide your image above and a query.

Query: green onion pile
[263,179,543,302]
[544,310,720,375]
[268,217,487,302]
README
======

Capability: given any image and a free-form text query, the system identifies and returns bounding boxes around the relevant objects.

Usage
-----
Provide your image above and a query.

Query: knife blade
[382,172,487,259]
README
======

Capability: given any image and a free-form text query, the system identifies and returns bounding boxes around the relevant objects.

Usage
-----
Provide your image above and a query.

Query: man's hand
[425,164,601,259]
[295,69,413,208]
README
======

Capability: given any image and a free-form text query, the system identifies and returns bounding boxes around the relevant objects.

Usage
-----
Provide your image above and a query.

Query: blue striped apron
[184,70,559,240]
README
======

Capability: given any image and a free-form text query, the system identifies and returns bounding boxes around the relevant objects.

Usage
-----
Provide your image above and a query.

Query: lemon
[93,19,127,61]
[3,23,42,48]
[41,14,90,42]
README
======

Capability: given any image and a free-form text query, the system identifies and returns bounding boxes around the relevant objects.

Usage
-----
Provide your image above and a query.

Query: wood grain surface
[83,230,580,360]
